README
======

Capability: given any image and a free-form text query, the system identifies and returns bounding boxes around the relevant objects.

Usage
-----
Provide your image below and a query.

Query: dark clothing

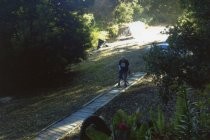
[97,39,105,49]
[119,69,128,79]
[119,58,129,72]
[118,58,129,87]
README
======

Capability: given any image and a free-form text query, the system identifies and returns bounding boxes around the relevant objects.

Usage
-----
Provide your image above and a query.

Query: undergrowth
[84,86,210,140]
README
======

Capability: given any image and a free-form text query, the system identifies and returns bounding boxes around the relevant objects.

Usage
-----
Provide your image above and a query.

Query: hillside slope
[0,41,147,139]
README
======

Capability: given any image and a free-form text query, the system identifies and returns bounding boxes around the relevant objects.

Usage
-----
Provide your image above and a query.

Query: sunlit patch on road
[128,21,169,44]
[103,21,169,51]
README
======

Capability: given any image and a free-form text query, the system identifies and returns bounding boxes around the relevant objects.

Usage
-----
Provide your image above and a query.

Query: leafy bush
[114,2,134,24]
[150,106,165,135]
[0,0,92,95]
[107,24,119,39]
[132,1,144,21]
[167,9,210,89]
[173,87,200,139]
[90,29,101,49]
[144,0,210,102]
[85,109,151,140]
[140,0,182,24]
[113,0,145,24]
[90,29,109,49]
[143,44,183,103]
[84,87,210,140]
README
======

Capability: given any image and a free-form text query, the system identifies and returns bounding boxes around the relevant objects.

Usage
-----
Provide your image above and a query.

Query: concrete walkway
[36,72,145,140]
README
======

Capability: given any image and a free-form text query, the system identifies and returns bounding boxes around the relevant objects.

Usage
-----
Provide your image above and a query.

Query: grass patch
[0,44,147,139]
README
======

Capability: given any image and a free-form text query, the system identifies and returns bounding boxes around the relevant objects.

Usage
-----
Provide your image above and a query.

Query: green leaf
[86,125,111,140]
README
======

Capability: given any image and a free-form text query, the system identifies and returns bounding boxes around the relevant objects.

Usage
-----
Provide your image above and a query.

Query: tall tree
[144,0,210,100]
[0,0,92,95]
[114,2,134,23]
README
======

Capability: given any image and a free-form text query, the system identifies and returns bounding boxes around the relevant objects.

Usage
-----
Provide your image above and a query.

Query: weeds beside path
[0,42,147,139]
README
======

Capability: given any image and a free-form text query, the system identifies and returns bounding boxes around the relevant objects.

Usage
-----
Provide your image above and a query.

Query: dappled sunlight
[90,49,124,62]
[0,0,192,139]
[102,22,169,56]
[51,120,83,131]
[0,23,165,140]
[0,136,5,140]
[105,39,139,49]
[118,49,126,53]
[129,44,144,50]
[92,50,119,62]
[91,43,146,63]
[0,38,148,140]
[91,86,111,95]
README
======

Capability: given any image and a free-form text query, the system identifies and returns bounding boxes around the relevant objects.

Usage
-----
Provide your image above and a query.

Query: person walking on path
[118,56,130,87]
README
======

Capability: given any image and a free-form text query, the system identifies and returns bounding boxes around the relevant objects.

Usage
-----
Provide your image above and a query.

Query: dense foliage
[144,0,210,97]
[84,88,210,139]
[140,0,182,24]
[0,0,92,95]
[167,0,210,89]
[0,0,188,95]
[114,0,143,24]
[91,0,182,25]
[143,4,210,139]
[81,0,183,46]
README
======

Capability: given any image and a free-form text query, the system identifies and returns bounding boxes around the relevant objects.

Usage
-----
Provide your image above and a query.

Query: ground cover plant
[83,87,210,140]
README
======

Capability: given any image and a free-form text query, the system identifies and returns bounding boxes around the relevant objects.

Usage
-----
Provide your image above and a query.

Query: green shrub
[0,0,92,95]
[114,2,134,24]
[107,24,119,39]
[85,87,210,140]
[145,0,210,93]
[90,29,109,49]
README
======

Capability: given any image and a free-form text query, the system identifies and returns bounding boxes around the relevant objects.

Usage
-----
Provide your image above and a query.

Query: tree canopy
[144,0,210,100]
[0,0,92,95]
[0,0,191,95]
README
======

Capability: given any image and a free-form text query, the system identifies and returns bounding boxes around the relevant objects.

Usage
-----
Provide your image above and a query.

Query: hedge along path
[35,72,146,140]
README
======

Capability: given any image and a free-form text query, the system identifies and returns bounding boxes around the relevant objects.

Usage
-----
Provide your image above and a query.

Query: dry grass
[0,43,147,139]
